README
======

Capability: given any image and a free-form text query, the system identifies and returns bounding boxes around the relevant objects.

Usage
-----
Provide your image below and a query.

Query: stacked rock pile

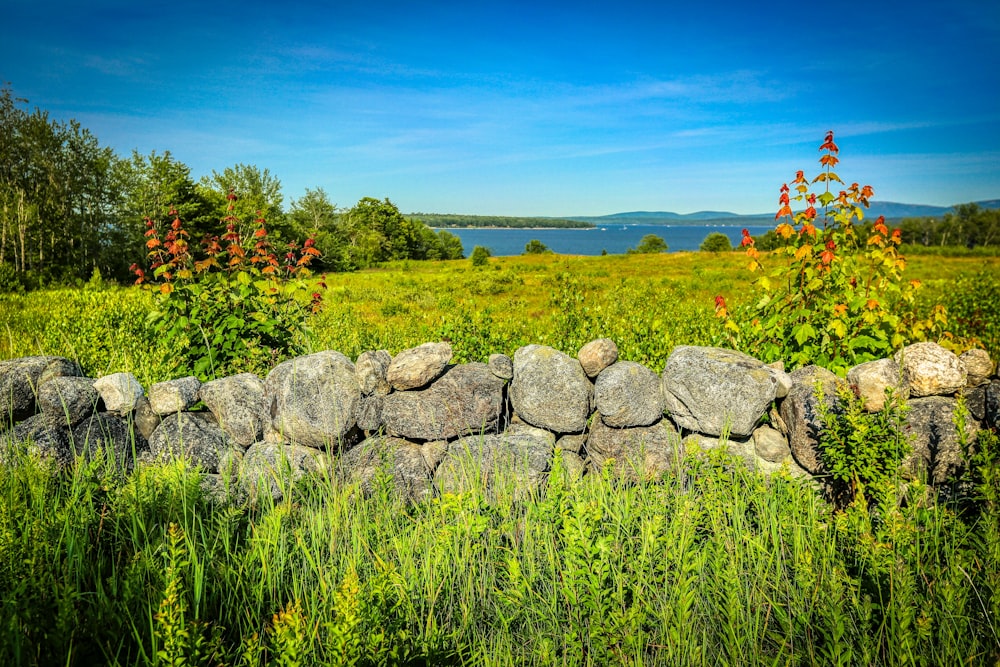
[1,340,996,503]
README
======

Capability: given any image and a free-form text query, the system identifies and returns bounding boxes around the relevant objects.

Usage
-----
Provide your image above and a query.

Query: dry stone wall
[1,340,997,503]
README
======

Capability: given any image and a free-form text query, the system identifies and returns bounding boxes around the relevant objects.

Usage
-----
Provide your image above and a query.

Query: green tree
[198,164,288,239]
[524,239,552,254]
[627,234,668,254]
[699,231,732,252]
[470,245,492,267]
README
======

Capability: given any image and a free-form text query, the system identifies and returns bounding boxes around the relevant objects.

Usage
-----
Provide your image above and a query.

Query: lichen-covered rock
[595,361,665,428]
[904,396,980,484]
[780,365,845,475]
[1,413,74,466]
[382,363,506,440]
[895,342,966,398]
[435,424,554,500]
[336,435,434,503]
[240,441,331,503]
[585,419,680,482]
[556,433,587,454]
[960,348,994,387]
[71,412,144,473]
[264,351,360,450]
[661,346,780,438]
[386,342,452,391]
[199,373,266,447]
[578,338,618,378]
[149,376,201,416]
[847,358,908,412]
[149,412,230,472]
[37,376,100,427]
[0,355,81,423]
[356,350,392,396]
[357,394,384,433]
[753,425,790,463]
[487,354,514,381]
[93,372,144,415]
[510,345,593,434]
[133,396,162,442]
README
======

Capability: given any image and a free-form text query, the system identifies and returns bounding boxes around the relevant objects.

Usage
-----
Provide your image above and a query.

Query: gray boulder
[661,346,781,438]
[93,372,144,415]
[240,441,331,503]
[585,418,680,482]
[847,358,908,412]
[753,425,791,463]
[578,338,618,378]
[381,363,506,441]
[336,436,434,504]
[148,412,231,472]
[264,351,360,450]
[357,394,384,433]
[199,373,266,447]
[71,412,144,472]
[1,413,74,467]
[435,424,554,500]
[148,376,201,416]
[37,376,100,427]
[904,396,980,484]
[960,348,994,387]
[779,365,845,475]
[895,342,966,398]
[386,342,452,391]
[133,396,163,442]
[595,361,665,428]
[556,433,587,454]
[356,350,392,396]
[510,345,593,434]
[0,355,81,423]
[487,354,514,381]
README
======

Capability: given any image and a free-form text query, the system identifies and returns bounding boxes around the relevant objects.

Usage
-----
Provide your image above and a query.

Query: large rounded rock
[264,351,360,450]
[1,413,74,467]
[93,372,144,415]
[510,345,593,434]
[356,350,392,396]
[71,412,144,473]
[386,342,452,391]
[904,396,980,484]
[149,376,201,416]
[585,418,680,481]
[240,441,331,503]
[895,342,966,398]
[661,346,781,438]
[595,361,665,427]
[381,363,506,440]
[37,376,101,427]
[336,436,434,504]
[435,424,554,500]
[847,358,908,412]
[199,373,266,447]
[0,355,81,423]
[779,365,845,475]
[149,412,231,473]
[578,338,618,378]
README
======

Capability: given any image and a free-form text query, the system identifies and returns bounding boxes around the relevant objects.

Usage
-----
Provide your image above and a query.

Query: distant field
[2,250,997,385]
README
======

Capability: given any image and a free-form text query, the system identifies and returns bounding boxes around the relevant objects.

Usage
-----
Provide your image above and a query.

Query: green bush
[699,232,733,252]
[627,234,668,254]
[470,245,492,267]
[524,239,552,255]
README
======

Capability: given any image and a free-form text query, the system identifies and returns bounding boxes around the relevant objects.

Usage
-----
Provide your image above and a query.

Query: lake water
[436,224,773,256]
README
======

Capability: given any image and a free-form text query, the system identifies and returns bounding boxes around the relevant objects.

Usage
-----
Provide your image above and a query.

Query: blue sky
[3,0,998,215]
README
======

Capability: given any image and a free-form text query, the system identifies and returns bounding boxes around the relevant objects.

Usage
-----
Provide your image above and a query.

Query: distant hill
[409,199,999,229]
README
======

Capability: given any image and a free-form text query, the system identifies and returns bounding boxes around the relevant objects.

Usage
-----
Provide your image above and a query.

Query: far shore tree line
[2,85,997,292]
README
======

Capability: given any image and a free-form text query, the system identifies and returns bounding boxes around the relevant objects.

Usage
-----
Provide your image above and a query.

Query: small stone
[556,433,588,454]
[386,342,452,391]
[578,339,618,378]
[356,350,392,396]
[847,358,908,412]
[133,396,163,442]
[960,349,994,387]
[148,376,201,416]
[93,373,144,414]
[895,342,966,398]
[487,354,514,380]
[753,425,790,463]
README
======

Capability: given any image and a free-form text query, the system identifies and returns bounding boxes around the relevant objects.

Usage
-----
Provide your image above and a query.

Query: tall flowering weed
[716,132,945,375]
[132,190,322,378]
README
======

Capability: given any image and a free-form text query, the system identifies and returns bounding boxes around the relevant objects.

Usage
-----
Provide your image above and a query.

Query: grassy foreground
[1,442,998,666]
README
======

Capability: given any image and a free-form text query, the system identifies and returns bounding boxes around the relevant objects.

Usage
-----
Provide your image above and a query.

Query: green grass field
[1,250,999,666]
